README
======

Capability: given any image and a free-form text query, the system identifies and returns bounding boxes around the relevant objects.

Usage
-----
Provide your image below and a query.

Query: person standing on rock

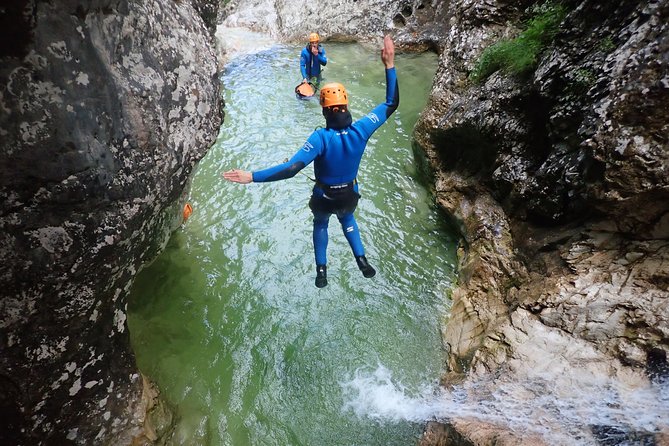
[300,32,327,87]
[223,35,398,288]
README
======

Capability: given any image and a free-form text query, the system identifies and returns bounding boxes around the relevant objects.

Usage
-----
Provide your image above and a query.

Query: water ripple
[128,39,449,446]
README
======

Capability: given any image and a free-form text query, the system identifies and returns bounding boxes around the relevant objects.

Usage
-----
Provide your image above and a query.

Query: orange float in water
[183,203,193,222]
[295,82,315,98]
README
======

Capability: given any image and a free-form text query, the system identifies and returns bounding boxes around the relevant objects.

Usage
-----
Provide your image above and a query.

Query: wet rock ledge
[0,1,221,444]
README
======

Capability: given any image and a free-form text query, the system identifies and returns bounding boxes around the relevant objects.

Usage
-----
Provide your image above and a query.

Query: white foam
[341,364,442,422]
[341,364,669,444]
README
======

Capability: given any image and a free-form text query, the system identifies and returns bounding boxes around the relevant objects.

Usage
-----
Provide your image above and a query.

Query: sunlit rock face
[221,0,413,42]
[0,0,220,443]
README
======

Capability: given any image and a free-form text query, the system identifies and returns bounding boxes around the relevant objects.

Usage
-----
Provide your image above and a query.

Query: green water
[128,41,457,445]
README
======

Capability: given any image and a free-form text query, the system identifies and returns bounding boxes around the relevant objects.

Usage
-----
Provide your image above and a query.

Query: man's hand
[222,169,253,184]
[311,46,319,56]
[381,35,395,69]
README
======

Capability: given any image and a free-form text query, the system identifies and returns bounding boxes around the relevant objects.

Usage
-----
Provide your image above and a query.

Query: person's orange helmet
[309,32,320,43]
[320,83,348,107]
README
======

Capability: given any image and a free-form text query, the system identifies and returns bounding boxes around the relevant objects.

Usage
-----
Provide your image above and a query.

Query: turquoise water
[128,41,457,445]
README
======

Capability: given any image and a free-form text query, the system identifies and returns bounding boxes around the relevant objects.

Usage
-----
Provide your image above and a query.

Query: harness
[316,179,357,191]
[316,179,357,200]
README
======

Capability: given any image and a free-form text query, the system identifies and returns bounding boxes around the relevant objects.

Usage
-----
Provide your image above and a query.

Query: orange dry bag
[295,82,315,99]
[183,203,193,222]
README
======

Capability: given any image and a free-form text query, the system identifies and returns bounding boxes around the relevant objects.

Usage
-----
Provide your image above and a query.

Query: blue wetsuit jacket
[252,67,399,191]
[300,45,327,80]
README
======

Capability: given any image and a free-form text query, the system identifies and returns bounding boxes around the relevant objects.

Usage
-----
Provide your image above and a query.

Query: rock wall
[223,0,669,444]
[411,0,669,444]
[4,0,663,442]
[0,0,221,444]
[221,0,413,42]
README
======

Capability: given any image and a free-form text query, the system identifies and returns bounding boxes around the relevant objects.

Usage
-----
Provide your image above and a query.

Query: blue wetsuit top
[300,45,327,80]
[253,67,399,192]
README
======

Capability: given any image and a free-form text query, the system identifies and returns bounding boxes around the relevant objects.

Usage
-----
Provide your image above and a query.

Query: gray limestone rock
[0,0,221,443]
[414,0,669,444]
[3,0,667,443]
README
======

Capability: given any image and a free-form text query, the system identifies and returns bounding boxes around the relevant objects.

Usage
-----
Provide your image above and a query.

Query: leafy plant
[598,36,615,53]
[469,3,567,83]
[574,68,596,87]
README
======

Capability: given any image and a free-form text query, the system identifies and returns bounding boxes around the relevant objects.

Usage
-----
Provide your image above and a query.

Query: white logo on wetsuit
[303,141,314,152]
[367,112,379,124]
[346,226,354,233]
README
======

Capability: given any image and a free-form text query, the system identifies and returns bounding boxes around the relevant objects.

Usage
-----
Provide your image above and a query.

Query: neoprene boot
[355,255,376,278]
[315,265,328,288]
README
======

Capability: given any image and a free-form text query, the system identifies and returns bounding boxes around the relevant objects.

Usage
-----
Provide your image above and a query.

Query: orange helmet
[309,32,320,43]
[320,82,348,107]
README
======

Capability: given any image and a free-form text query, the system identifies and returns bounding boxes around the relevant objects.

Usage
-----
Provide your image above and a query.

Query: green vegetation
[469,3,567,83]
[566,67,597,95]
[574,68,596,87]
[598,36,615,53]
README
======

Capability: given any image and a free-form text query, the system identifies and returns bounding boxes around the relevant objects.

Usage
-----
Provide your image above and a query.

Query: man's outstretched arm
[222,132,323,184]
[380,35,399,117]
[356,35,399,137]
